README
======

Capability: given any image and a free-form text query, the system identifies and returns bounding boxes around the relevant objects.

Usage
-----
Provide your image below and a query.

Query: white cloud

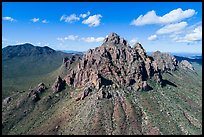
[57,35,79,42]
[160,9,195,23]
[148,35,157,41]
[131,11,159,26]
[82,14,102,27]
[31,18,40,23]
[80,11,90,18]
[57,35,104,43]
[60,15,66,21]
[42,19,49,23]
[156,22,188,34]
[2,16,16,22]
[64,35,79,41]
[175,25,202,43]
[131,8,196,26]
[81,37,104,43]
[60,14,80,23]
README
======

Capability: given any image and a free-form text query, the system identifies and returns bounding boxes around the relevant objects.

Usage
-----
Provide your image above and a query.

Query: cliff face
[64,33,165,92]
[151,51,178,72]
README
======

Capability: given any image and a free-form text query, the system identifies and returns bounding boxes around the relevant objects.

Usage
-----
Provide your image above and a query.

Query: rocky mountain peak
[64,33,170,94]
[103,32,128,46]
[133,42,144,50]
[133,42,147,57]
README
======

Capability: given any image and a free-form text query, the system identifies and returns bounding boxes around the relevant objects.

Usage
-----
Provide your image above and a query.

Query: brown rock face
[81,86,92,100]
[152,51,178,72]
[27,83,47,102]
[103,32,128,46]
[65,33,164,91]
[52,76,66,93]
[63,55,81,70]
[179,60,194,71]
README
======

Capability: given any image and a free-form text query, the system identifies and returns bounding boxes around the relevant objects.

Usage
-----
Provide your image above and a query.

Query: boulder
[27,83,48,102]
[37,83,47,93]
[81,87,92,100]
[52,76,66,93]
[31,93,40,102]
[102,90,112,99]
[3,97,12,105]
[142,81,152,91]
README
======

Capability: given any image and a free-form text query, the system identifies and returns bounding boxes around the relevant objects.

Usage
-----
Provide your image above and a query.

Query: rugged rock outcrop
[179,60,194,71]
[64,33,166,93]
[151,51,178,72]
[98,86,112,99]
[28,83,47,102]
[52,76,66,93]
[63,55,81,69]
[81,86,92,100]
[37,83,47,93]
[3,97,12,105]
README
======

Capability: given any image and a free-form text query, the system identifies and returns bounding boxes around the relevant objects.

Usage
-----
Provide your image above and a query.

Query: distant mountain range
[58,50,84,54]
[174,55,202,65]
[2,43,57,60]
[170,53,202,60]
[147,52,202,60]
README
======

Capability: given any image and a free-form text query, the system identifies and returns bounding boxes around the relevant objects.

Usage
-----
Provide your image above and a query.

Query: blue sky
[2,2,202,53]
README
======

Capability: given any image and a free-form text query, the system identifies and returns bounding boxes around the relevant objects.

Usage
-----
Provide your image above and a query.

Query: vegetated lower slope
[2,43,82,99]
[2,64,202,135]
[2,33,202,135]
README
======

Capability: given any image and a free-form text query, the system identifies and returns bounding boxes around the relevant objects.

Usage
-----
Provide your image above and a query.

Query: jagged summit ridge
[64,33,166,93]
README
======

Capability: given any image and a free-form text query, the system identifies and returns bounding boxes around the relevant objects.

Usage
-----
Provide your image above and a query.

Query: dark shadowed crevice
[161,80,177,87]
[99,74,113,86]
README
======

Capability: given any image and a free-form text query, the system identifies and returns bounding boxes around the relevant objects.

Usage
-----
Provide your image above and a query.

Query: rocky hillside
[62,32,199,103]
[65,33,164,94]
[2,33,202,135]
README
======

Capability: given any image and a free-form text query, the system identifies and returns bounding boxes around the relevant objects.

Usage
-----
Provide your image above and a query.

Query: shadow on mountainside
[162,79,177,87]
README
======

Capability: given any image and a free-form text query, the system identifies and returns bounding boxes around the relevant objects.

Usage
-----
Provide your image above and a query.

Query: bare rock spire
[103,32,128,46]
